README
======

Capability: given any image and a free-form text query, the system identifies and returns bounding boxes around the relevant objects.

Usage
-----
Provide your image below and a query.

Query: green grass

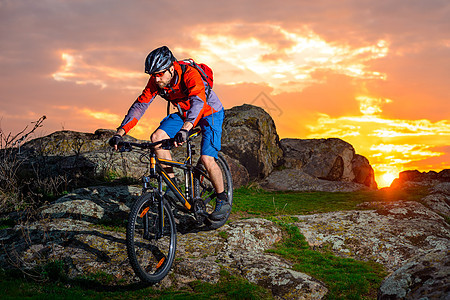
[232,185,430,216]
[0,268,271,300]
[267,222,387,299]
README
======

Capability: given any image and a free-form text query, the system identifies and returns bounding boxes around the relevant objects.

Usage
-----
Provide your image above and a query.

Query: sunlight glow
[381,173,397,187]
[184,23,389,93]
[306,94,450,188]
[81,108,122,123]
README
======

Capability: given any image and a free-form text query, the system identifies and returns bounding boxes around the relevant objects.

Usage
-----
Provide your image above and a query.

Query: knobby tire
[126,192,177,284]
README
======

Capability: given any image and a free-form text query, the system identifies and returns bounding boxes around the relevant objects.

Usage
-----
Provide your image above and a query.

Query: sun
[381,173,397,187]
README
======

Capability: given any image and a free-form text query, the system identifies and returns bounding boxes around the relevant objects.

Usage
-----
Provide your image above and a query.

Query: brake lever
[118,142,132,152]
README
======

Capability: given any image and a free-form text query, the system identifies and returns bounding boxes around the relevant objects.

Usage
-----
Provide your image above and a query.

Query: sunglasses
[153,70,167,77]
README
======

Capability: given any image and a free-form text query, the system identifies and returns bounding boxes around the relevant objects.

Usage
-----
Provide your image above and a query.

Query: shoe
[210,200,231,221]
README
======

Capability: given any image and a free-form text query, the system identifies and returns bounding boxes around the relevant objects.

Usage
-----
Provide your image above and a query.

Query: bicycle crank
[193,199,207,224]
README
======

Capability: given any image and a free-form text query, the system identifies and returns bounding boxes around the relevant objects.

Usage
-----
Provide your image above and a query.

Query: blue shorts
[157,109,224,158]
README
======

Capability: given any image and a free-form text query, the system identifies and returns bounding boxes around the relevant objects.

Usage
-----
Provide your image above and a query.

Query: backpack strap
[163,62,212,116]
[179,62,212,99]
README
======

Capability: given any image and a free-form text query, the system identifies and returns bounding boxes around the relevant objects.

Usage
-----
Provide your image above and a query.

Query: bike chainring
[193,198,207,224]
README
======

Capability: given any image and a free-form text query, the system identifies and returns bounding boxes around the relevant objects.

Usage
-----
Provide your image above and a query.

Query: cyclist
[109,46,230,220]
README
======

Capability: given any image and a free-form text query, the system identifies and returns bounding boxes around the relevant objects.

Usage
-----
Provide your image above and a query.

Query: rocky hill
[1,104,448,298]
[1,181,448,298]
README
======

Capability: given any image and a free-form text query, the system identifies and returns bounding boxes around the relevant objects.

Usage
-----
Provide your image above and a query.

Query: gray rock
[421,182,450,218]
[261,169,369,192]
[431,182,450,195]
[294,200,449,272]
[280,138,376,189]
[20,129,148,182]
[40,185,142,223]
[390,169,450,189]
[221,104,283,179]
[378,249,450,300]
[280,138,356,182]
[221,153,250,188]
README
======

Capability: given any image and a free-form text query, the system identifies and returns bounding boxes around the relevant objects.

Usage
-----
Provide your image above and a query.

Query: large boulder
[281,138,356,181]
[221,104,283,179]
[20,128,250,190]
[279,138,376,189]
[19,129,147,184]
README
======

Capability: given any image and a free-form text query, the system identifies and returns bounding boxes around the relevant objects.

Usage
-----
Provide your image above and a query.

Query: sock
[217,191,227,201]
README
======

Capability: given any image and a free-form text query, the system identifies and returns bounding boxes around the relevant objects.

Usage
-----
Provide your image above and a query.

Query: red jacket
[119,61,223,134]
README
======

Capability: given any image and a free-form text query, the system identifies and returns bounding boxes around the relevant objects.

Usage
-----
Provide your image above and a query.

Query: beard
[157,79,170,88]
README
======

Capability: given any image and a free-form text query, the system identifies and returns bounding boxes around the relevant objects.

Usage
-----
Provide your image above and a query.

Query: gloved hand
[108,134,123,147]
[174,129,189,144]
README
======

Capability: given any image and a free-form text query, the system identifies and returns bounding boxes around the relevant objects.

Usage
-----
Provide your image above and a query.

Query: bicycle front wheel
[126,192,176,284]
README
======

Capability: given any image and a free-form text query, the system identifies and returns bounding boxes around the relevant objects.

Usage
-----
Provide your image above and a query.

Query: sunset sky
[1,0,449,187]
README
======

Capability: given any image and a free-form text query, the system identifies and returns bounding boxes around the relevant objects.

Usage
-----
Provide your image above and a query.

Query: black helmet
[144,46,176,74]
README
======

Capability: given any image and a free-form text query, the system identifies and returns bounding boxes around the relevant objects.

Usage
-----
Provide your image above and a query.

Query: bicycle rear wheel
[194,153,233,229]
[126,192,176,284]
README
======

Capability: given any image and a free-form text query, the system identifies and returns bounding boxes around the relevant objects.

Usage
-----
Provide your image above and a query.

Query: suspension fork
[185,140,195,201]
[156,173,164,239]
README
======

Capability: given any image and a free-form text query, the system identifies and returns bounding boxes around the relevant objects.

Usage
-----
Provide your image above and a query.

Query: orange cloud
[182,23,389,94]
[52,52,145,90]
[303,96,450,187]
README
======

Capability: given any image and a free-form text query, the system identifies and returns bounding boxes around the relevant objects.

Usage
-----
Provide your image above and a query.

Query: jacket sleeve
[119,79,157,134]
[183,68,209,127]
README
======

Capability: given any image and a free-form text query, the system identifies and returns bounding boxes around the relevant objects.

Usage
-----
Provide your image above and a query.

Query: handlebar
[117,128,201,152]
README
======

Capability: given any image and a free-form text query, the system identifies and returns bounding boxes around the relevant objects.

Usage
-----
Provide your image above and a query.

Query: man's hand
[174,129,189,147]
[109,134,123,151]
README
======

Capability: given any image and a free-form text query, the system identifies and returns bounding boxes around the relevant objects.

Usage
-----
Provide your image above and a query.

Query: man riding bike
[109,46,230,220]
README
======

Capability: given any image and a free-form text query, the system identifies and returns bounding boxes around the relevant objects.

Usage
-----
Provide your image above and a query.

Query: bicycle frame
[124,128,233,284]
[135,130,211,213]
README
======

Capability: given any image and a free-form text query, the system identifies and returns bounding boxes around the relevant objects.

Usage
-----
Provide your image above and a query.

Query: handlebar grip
[161,138,175,150]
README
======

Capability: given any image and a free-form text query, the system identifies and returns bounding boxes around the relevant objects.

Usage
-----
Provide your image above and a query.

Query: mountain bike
[118,128,233,284]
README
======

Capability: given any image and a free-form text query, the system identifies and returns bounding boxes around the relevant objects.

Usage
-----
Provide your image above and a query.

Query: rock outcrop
[391,169,450,188]
[1,183,448,298]
[221,104,283,179]
[294,200,449,272]
[281,138,357,182]
[261,138,376,192]
[20,129,148,184]
[390,169,450,219]
[261,169,370,192]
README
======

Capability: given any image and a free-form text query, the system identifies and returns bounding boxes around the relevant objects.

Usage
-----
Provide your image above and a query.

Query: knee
[151,129,168,143]
[201,155,215,168]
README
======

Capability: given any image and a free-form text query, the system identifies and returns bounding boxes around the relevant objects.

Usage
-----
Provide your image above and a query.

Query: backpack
[165,59,214,115]
[178,58,214,90]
